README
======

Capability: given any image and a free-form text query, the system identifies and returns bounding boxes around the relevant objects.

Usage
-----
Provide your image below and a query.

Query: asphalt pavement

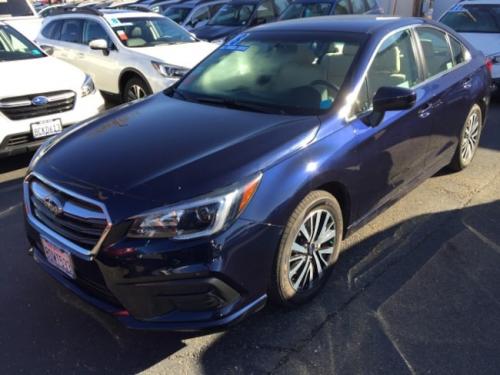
[0,103,499,374]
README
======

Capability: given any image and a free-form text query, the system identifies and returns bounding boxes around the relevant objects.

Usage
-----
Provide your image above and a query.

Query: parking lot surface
[0,103,499,374]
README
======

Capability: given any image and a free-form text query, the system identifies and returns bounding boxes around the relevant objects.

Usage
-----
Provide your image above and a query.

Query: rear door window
[256,0,276,21]
[60,19,84,44]
[42,20,63,40]
[416,27,454,78]
[187,6,211,28]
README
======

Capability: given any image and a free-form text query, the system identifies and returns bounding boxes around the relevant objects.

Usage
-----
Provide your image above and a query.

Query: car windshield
[0,0,35,17]
[209,4,256,26]
[0,25,45,61]
[164,7,192,24]
[280,2,332,20]
[441,4,500,33]
[109,16,196,48]
[173,32,364,115]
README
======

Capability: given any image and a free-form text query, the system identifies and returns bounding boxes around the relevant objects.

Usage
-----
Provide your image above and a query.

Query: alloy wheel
[127,84,147,102]
[461,110,480,165]
[288,208,336,291]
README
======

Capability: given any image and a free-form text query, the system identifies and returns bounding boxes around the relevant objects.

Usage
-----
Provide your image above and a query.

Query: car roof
[288,0,337,3]
[170,0,221,7]
[253,15,427,34]
[229,0,261,5]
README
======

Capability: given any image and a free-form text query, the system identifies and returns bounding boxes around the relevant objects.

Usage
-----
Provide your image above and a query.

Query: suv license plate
[31,119,62,139]
[41,238,76,279]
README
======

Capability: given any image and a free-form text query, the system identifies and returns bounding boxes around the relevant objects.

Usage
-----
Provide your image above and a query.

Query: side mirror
[366,86,417,127]
[373,86,416,112]
[89,39,108,51]
[40,45,54,55]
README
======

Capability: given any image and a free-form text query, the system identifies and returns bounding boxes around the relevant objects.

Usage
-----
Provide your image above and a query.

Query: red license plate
[41,238,76,279]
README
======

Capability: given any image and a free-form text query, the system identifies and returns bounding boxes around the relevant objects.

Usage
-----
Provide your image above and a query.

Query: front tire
[122,77,151,103]
[269,191,343,307]
[449,104,483,171]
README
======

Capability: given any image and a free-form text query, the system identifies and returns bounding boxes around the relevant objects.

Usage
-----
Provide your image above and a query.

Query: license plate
[31,119,62,139]
[41,238,76,279]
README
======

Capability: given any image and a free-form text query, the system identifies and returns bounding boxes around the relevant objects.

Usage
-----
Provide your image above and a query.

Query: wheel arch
[118,68,152,96]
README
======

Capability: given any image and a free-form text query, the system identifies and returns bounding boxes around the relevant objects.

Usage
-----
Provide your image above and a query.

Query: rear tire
[449,104,482,172]
[122,77,151,103]
[269,191,343,307]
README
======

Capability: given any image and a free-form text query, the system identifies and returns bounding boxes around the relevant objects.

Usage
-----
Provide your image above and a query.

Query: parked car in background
[0,22,104,157]
[279,0,382,21]
[39,5,75,18]
[194,0,287,42]
[163,0,229,30]
[150,0,185,14]
[36,8,218,102]
[25,16,491,330]
[440,1,500,91]
[0,0,41,40]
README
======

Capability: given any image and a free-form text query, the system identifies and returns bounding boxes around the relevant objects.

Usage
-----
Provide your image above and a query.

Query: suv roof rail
[106,5,154,12]
[51,6,103,17]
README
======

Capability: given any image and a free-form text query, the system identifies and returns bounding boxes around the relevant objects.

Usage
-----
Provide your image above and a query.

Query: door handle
[418,103,433,118]
[77,52,85,58]
[462,77,472,89]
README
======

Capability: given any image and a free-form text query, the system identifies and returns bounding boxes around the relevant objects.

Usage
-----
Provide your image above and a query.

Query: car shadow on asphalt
[197,199,500,374]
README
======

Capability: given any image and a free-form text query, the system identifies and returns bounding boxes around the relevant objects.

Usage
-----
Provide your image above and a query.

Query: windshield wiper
[192,96,284,114]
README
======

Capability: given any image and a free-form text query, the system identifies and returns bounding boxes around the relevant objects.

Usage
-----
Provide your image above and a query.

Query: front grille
[29,178,107,251]
[0,91,75,120]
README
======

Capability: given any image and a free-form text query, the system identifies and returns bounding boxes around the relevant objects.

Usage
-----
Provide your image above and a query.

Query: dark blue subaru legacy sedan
[25,16,490,331]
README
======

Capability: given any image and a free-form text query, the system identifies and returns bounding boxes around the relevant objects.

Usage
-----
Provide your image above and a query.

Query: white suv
[0,22,104,158]
[36,8,218,102]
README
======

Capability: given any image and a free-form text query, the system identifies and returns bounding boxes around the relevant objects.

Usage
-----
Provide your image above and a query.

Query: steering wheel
[309,79,340,97]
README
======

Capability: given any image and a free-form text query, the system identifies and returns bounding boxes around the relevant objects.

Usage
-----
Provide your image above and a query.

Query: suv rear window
[0,0,34,17]
[441,4,500,33]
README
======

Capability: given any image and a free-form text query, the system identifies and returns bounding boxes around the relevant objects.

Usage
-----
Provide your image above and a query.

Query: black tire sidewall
[122,77,151,103]
[271,191,343,306]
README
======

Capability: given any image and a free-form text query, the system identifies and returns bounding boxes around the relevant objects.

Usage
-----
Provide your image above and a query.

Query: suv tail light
[486,58,493,74]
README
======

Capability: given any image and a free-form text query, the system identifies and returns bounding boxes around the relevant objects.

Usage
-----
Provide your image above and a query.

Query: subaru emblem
[32,96,49,106]
[42,195,64,216]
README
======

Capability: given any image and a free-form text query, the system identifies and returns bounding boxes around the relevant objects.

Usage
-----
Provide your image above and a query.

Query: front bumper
[25,193,282,330]
[0,91,105,157]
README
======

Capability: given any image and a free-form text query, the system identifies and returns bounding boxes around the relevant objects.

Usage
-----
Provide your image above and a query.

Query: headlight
[128,173,262,240]
[151,61,190,78]
[81,74,96,97]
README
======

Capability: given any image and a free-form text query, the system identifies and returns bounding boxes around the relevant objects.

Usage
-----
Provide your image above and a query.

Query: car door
[349,28,436,217]
[81,19,119,93]
[414,26,476,168]
[56,18,86,70]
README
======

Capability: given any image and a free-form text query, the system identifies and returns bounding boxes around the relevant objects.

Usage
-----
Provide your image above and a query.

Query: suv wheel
[269,191,343,306]
[123,77,151,103]
[449,104,483,171]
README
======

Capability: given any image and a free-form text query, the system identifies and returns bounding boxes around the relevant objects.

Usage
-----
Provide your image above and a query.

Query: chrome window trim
[345,24,472,123]
[24,172,112,261]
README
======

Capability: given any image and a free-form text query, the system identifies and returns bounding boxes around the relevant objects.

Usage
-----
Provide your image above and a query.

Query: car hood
[0,56,85,99]
[36,94,319,212]
[193,25,243,41]
[133,41,218,68]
